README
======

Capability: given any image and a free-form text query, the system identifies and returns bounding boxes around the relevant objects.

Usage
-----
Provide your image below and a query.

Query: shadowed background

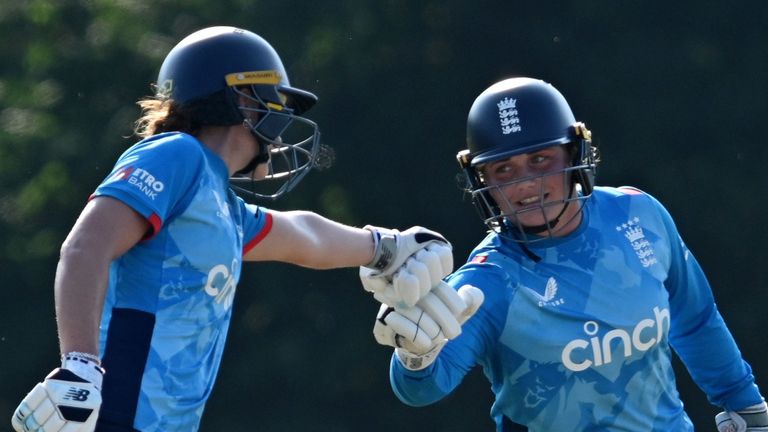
[1,1,767,430]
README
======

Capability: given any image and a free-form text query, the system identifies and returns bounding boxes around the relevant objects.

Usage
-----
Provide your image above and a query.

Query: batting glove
[12,354,103,432]
[374,283,484,370]
[716,402,768,432]
[360,225,453,308]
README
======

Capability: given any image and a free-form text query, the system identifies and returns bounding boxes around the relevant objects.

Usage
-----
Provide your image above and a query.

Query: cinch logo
[204,259,239,309]
[111,166,165,200]
[561,306,670,372]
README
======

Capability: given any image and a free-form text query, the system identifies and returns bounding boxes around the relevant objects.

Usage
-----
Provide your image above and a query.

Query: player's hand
[12,358,103,432]
[374,283,484,370]
[716,402,768,431]
[360,225,453,308]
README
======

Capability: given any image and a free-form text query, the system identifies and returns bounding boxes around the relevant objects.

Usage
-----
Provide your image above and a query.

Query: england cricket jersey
[91,132,271,431]
[390,186,763,431]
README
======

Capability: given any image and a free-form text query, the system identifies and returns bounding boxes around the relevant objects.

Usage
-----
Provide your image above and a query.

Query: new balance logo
[64,387,90,402]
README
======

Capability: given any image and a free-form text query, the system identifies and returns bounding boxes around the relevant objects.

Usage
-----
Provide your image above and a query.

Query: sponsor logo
[497,97,521,135]
[63,387,90,402]
[111,166,165,200]
[561,306,670,372]
[212,189,231,219]
[525,277,565,307]
[204,258,239,308]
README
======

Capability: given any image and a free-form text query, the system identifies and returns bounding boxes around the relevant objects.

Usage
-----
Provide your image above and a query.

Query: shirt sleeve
[91,135,202,236]
[652,195,764,410]
[389,259,509,406]
[239,201,273,255]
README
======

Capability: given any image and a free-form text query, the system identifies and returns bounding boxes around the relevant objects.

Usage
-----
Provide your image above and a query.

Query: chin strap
[521,185,577,234]
[522,199,572,234]
[234,120,270,176]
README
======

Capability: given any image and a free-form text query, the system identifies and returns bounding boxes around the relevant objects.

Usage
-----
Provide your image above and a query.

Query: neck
[551,200,583,236]
[196,125,253,176]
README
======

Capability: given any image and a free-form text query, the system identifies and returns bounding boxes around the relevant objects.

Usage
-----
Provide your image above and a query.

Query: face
[252,142,272,178]
[481,145,580,233]
[234,91,273,179]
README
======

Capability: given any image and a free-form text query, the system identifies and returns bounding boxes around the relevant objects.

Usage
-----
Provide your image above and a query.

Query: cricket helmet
[157,26,321,200]
[456,77,598,240]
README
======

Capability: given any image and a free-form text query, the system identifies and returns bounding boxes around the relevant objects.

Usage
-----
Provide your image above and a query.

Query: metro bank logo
[110,165,165,200]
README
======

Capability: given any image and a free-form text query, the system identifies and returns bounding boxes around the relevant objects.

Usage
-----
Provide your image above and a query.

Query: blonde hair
[133,96,201,138]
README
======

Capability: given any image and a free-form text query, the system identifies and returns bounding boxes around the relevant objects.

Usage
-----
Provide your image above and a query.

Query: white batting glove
[12,355,103,432]
[360,225,453,308]
[716,402,768,432]
[374,284,484,370]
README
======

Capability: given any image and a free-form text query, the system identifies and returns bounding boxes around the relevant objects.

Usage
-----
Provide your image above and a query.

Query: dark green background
[1,1,767,430]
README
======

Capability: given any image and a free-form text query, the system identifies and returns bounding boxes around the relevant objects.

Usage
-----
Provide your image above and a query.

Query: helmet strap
[520,184,578,234]
[234,120,270,176]
[521,199,570,234]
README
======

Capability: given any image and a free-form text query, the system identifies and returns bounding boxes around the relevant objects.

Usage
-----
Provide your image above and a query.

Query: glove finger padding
[422,284,484,340]
[373,284,485,370]
[390,244,455,307]
[413,248,445,290]
[392,226,452,273]
[393,258,431,307]
[457,284,485,323]
[417,291,461,340]
[361,227,454,308]
[374,304,442,353]
[717,411,748,432]
[366,264,428,309]
[430,244,453,279]
[431,281,468,318]
[716,402,768,432]
[12,368,102,432]
[359,267,389,300]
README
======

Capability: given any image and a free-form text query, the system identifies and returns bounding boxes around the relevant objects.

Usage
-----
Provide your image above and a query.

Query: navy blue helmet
[457,77,598,239]
[157,26,321,200]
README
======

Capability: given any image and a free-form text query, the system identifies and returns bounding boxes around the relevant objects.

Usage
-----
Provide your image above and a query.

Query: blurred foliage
[2,0,767,430]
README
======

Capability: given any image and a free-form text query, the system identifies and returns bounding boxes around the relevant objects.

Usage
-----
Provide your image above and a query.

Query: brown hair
[133,96,202,139]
